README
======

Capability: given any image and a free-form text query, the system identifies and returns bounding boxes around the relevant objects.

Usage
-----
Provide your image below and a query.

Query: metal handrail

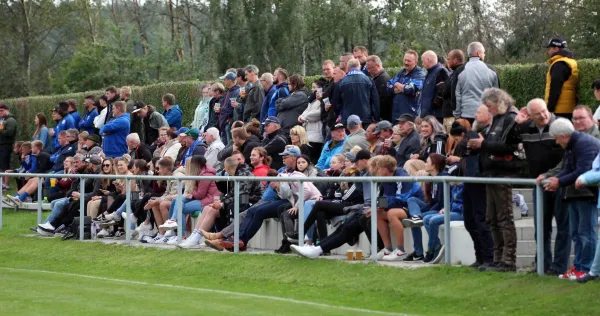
[0,172,546,276]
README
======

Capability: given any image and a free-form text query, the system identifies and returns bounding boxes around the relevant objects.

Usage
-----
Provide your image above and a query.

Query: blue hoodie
[382,168,424,209]
[260,85,277,125]
[267,82,290,117]
[79,108,99,134]
[316,136,348,170]
[52,114,76,152]
[163,104,183,130]
[100,113,131,158]
[69,110,81,127]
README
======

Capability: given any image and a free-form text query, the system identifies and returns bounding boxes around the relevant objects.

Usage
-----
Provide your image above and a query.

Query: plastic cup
[50,179,57,187]
[347,249,355,261]
[355,250,363,260]
[214,103,221,113]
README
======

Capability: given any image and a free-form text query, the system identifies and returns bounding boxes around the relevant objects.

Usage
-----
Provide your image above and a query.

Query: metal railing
[0,172,545,275]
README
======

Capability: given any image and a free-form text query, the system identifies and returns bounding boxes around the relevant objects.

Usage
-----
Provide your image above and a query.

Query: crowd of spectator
[3,37,600,283]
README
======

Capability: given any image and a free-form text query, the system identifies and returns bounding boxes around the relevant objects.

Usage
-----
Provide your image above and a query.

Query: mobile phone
[377,196,388,209]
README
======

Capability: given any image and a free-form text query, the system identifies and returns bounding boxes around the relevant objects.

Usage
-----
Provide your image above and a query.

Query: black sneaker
[576,273,599,283]
[275,240,292,254]
[545,268,560,276]
[401,216,423,228]
[478,262,498,272]
[61,231,76,241]
[423,251,435,263]
[29,227,38,233]
[285,233,299,243]
[431,245,445,264]
[403,252,424,262]
[489,263,517,273]
[469,261,482,269]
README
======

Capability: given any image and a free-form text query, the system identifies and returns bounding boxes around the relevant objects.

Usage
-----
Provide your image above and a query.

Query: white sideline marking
[0,267,409,316]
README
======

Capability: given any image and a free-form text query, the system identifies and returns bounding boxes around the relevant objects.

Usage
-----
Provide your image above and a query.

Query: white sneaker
[38,222,55,232]
[164,230,176,237]
[152,235,167,244]
[7,195,22,207]
[159,220,178,230]
[97,229,110,238]
[37,228,54,237]
[369,249,391,260]
[290,245,323,259]
[105,213,121,221]
[382,249,407,261]
[135,222,152,233]
[166,236,179,245]
[177,231,202,249]
[140,235,154,243]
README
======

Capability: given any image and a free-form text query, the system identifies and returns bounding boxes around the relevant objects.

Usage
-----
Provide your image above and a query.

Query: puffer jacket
[299,98,324,144]
[192,166,222,206]
[276,87,310,136]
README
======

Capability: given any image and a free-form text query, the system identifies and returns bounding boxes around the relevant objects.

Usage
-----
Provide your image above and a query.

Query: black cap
[373,120,393,134]
[333,122,345,130]
[352,149,372,162]
[132,101,147,114]
[543,37,567,48]
[396,114,415,123]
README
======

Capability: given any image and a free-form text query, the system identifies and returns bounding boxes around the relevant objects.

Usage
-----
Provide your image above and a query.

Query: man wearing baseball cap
[0,104,17,190]
[179,128,207,166]
[543,36,579,119]
[372,120,394,156]
[316,122,347,170]
[132,101,169,146]
[261,116,288,170]
[343,115,370,153]
[394,114,421,167]
[218,72,241,145]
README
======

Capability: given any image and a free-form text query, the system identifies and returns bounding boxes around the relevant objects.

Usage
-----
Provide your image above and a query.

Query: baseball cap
[0,104,8,110]
[396,114,415,123]
[262,116,281,125]
[85,133,101,144]
[84,155,103,166]
[347,115,361,128]
[131,101,147,113]
[333,122,345,130]
[183,128,200,140]
[543,37,567,48]
[343,152,356,162]
[373,120,393,134]
[352,149,372,162]
[219,72,237,81]
[174,127,190,136]
[279,146,301,157]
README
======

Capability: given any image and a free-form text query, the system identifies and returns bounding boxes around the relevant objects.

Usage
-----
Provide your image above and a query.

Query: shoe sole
[200,230,218,241]
[431,246,445,264]
[205,240,224,251]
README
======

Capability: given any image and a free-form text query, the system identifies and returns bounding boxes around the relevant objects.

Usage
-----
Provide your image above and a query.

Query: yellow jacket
[545,55,579,114]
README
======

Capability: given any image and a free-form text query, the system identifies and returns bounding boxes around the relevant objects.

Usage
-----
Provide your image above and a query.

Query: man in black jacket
[514,99,565,275]
[127,133,153,163]
[467,88,521,272]
[366,55,393,122]
[261,116,288,170]
[441,49,465,133]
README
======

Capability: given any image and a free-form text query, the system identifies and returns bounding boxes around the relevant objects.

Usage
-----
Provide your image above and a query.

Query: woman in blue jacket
[32,113,50,151]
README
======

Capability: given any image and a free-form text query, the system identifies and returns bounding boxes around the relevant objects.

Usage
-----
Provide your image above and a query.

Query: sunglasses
[103,164,111,167]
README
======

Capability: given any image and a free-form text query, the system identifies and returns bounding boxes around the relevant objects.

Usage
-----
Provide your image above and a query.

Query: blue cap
[262,116,281,125]
[219,72,237,81]
[347,115,361,128]
[279,146,301,157]
[174,127,190,136]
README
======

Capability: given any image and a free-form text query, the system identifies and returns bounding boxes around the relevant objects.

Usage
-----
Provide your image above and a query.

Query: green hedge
[3,59,600,142]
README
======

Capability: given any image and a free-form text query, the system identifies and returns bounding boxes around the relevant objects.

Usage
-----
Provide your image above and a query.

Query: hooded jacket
[260,85,277,125]
[316,136,347,170]
[392,129,421,167]
[555,132,600,201]
[277,171,322,209]
[0,113,17,146]
[267,82,290,117]
[50,140,76,172]
[387,66,426,119]
[299,98,324,144]
[276,86,310,136]
[192,166,222,206]
[52,113,76,151]
[262,129,288,170]
[163,104,183,130]
[342,128,370,153]
[515,114,564,178]
[100,113,131,158]
[79,108,99,135]
[143,109,169,146]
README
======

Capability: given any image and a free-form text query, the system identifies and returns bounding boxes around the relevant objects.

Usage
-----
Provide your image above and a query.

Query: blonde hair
[184,157,201,192]
[376,155,397,173]
[350,145,362,155]
[332,154,348,165]
[101,158,115,189]
[290,125,309,146]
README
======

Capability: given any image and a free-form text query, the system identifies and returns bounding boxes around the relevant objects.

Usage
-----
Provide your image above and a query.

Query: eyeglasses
[103,164,111,167]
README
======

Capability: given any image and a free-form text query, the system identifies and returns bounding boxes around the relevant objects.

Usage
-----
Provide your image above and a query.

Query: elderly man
[455,42,499,123]
[127,133,152,162]
[467,88,521,272]
[419,50,449,121]
[179,128,206,166]
[393,114,420,167]
[333,58,380,125]
[261,116,288,170]
[259,72,275,125]
[204,127,225,168]
[343,115,370,152]
[366,55,393,122]
[543,37,579,119]
[372,120,394,156]
[100,101,130,158]
[316,123,347,170]
[387,50,426,119]
[544,118,600,280]
[514,99,565,275]
[132,101,169,146]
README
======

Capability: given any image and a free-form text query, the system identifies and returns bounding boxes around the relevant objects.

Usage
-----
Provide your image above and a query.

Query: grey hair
[549,117,575,137]
[526,98,547,114]
[206,127,220,141]
[481,88,514,115]
[66,128,79,139]
[260,72,273,84]
[346,58,361,70]
[422,50,438,64]
[224,156,239,168]
[244,64,259,74]
[366,55,383,66]
[467,42,485,56]
[126,133,141,144]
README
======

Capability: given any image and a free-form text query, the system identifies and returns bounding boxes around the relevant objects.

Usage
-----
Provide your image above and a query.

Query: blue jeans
[239,199,289,242]
[45,197,69,224]
[424,212,463,251]
[168,198,203,220]
[303,200,316,240]
[407,197,436,255]
[568,200,598,272]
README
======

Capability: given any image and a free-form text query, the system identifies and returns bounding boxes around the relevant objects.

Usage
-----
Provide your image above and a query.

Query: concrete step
[517,240,575,256]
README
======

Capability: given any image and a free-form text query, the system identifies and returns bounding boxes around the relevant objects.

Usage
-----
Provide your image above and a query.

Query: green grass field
[1,207,600,315]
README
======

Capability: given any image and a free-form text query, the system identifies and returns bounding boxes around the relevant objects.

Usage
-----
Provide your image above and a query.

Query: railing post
[536,184,545,276]
[176,180,183,243]
[370,180,377,262]
[233,180,240,253]
[443,180,451,265]
[37,178,43,225]
[125,178,131,243]
[79,178,85,241]
[298,181,304,247]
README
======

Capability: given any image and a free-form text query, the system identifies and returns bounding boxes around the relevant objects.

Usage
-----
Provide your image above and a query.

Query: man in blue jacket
[49,130,77,173]
[259,73,276,126]
[387,50,426,120]
[179,128,207,167]
[67,99,81,127]
[50,103,76,152]
[316,123,347,170]
[79,95,98,134]
[162,93,183,130]
[100,101,130,158]
[333,58,380,125]
[267,68,290,117]
[418,51,449,120]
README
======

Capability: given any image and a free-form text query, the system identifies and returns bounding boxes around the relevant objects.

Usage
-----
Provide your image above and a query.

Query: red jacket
[191,166,221,206]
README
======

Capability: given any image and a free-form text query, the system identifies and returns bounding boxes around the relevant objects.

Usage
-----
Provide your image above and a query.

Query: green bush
[3,59,600,142]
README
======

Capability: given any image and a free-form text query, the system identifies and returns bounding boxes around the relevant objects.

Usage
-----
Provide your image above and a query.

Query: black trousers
[106,194,126,214]
[319,212,384,253]
[462,183,494,264]
[303,201,346,242]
